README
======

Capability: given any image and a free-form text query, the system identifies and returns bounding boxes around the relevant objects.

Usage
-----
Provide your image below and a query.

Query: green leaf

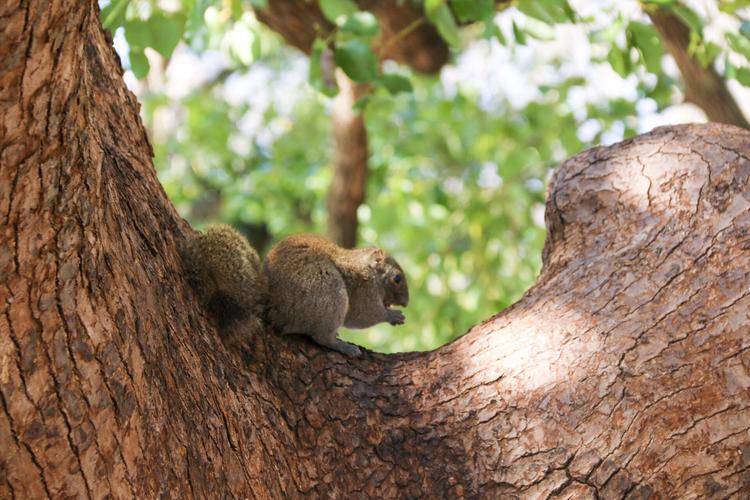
[672,5,703,34]
[124,20,152,50]
[249,0,267,8]
[735,67,750,86]
[129,49,150,79]
[646,74,675,107]
[146,14,185,59]
[353,95,371,112]
[185,0,210,47]
[728,32,750,60]
[640,0,677,5]
[725,59,736,80]
[252,33,262,60]
[309,38,338,96]
[319,0,358,24]
[124,14,185,61]
[334,40,378,83]
[379,73,413,94]
[692,40,721,67]
[627,21,663,74]
[609,98,634,118]
[517,0,575,25]
[229,0,243,19]
[512,20,526,44]
[101,0,129,29]
[490,23,507,44]
[450,0,494,23]
[425,0,461,46]
[718,0,750,14]
[340,12,380,37]
[741,20,750,39]
[607,46,629,77]
[524,18,555,40]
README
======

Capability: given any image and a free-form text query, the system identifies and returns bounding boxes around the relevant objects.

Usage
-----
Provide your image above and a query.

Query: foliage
[354,83,556,351]
[102,0,750,351]
[102,1,750,94]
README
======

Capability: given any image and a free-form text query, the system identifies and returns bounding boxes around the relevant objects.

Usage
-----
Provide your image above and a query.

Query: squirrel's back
[262,234,350,336]
[181,225,267,337]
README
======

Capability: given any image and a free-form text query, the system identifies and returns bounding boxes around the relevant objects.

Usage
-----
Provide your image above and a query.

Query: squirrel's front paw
[386,309,405,325]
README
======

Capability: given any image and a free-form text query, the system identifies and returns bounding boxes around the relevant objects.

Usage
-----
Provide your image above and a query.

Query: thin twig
[377,17,426,58]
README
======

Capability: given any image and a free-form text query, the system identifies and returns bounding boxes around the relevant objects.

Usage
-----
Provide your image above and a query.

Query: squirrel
[180,225,268,349]
[181,226,409,356]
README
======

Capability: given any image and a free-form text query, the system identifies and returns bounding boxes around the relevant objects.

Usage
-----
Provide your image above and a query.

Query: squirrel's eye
[393,274,402,284]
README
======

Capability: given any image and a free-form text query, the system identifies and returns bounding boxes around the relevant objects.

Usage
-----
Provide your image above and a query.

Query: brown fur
[263,234,408,356]
[181,225,268,349]
[182,229,408,356]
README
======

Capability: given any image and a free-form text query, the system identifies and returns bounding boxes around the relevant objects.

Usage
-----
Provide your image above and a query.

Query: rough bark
[3,1,750,499]
[254,0,449,74]
[327,72,368,248]
[649,9,750,129]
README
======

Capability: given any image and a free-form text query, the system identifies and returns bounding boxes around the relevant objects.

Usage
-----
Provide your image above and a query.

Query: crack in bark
[708,425,750,448]
[611,286,701,376]
[593,382,696,484]
[67,230,127,497]
[703,136,750,164]
[0,384,52,499]
[720,341,750,364]
[18,0,33,117]
[49,186,98,499]
[667,404,738,442]
[593,209,738,358]
[722,463,750,494]
[638,157,654,208]
[676,464,728,492]
[45,326,94,499]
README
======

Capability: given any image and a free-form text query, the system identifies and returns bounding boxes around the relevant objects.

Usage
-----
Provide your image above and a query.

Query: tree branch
[253,0,448,73]
[649,8,750,129]
[328,71,369,248]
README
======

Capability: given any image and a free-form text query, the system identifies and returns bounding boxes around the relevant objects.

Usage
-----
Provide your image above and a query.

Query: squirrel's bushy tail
[180,225,268,346]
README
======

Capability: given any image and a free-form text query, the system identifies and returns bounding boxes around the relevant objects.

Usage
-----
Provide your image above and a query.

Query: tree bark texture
[254,0,449,74]
[649,9,750,129]
[2,1,750,498]
[327,72,368,248]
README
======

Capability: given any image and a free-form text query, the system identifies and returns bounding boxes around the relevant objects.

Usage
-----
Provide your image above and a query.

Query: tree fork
[2,0,750,497]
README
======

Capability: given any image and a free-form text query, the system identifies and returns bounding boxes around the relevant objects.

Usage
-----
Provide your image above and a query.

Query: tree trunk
[327,72,369,248]
[2,1,750,498]
[649,9,750,129]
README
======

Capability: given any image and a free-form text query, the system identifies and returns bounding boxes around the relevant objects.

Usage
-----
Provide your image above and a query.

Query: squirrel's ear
[368,248,385,265]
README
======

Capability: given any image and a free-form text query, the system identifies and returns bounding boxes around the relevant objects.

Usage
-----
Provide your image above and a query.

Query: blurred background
[102,0,750,352]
